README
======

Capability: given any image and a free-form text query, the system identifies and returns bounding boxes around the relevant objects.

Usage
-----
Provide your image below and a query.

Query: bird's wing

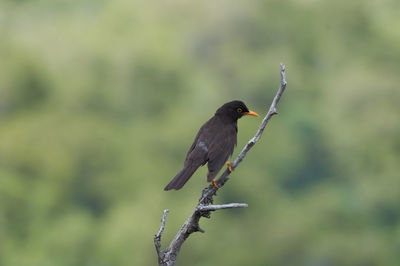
[164,140,208,190]
[186,130,201,157]
[206,126,237,181]
[185,140,209,166]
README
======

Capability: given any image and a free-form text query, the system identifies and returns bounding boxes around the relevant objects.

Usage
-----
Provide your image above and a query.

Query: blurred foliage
[0,0,400,265]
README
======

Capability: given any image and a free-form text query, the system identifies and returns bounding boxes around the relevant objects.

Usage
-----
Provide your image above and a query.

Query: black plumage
[164,100,259,191]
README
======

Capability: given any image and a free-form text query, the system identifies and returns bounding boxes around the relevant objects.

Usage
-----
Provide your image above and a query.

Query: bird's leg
[226,161,234,173]
[211,180,220,189]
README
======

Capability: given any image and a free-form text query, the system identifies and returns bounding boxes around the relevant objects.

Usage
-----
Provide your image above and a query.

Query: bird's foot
[211,179,220,189]
[226,161,234,173]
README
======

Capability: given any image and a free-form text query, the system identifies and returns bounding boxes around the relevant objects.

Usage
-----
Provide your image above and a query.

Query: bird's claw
[226,161,234,173]
[211,180,220,189]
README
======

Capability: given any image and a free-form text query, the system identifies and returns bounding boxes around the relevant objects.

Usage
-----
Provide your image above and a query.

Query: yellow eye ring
[237,108,243,113]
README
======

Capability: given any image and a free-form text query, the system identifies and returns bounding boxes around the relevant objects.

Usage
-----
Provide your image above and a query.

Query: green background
[1,0,399,265]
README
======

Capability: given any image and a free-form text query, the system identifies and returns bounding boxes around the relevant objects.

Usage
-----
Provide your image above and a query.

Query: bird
[164,100,259,191]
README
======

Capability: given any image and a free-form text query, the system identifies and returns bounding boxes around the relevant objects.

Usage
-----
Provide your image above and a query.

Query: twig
[197,203,248,212]
[154,63,287,266]
[154,209,169,264]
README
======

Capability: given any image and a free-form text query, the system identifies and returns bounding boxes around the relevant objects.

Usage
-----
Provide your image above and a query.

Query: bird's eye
[236,108,243,113]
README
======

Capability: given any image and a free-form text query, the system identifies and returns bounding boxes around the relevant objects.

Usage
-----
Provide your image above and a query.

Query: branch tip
[156,209,169,239]
[197,203,248,212]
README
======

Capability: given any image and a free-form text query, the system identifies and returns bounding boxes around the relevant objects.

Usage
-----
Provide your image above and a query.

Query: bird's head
[215,100,259,121]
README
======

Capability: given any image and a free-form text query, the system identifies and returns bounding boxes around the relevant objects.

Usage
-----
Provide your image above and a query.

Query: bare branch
[154,63,287,266]
[154,209,169,264]
[197,203,248,212]
[156,210,169,239]
[230,63,287,171]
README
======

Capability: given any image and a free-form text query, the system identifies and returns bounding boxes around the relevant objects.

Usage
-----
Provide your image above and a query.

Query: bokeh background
[1,0,400,265]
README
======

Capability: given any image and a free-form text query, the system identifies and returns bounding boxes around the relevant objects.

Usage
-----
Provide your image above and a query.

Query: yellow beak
[245,110,259,117]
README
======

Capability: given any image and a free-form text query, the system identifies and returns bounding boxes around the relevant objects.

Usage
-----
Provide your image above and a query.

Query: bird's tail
[164,164,199,191]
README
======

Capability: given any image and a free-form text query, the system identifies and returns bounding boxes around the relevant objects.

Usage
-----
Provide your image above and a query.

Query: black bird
[164,100,259,191]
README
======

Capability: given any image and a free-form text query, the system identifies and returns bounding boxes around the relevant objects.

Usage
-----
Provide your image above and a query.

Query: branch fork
[154,63,287,266]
